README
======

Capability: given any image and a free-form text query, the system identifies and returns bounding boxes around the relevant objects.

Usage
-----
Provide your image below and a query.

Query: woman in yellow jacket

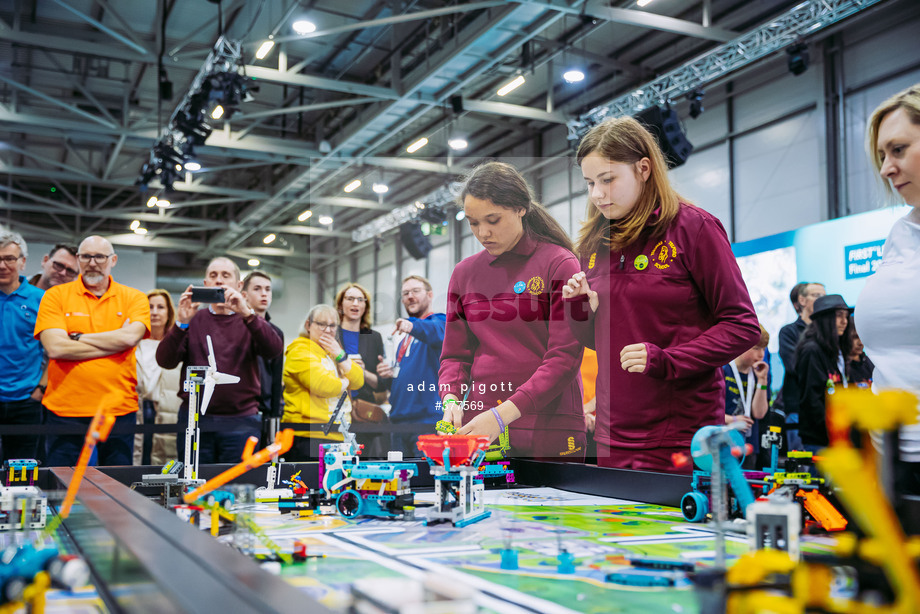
[283,305,364,460]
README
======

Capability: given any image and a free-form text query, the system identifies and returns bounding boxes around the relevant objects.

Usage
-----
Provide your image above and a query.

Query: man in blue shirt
[377,275,446,456]
[0,231,46,462]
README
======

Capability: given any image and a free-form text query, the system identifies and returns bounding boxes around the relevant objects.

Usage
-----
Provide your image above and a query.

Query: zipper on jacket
[618,254,625,270]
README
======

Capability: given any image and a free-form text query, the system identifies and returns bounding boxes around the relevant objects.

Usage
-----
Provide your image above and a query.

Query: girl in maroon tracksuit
[439,162,586,461]
[563,117,760,471]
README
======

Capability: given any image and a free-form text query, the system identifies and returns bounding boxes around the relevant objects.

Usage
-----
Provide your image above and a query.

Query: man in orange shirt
[35,236,149,466]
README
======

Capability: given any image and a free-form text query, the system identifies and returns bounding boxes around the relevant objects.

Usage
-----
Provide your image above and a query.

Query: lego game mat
[206,486,836,614]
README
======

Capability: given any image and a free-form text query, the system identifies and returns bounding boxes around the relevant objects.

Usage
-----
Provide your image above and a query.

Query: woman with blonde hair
[283,304,364,460]
[563,116,761,470]
[135,289,182,465]
[855,83,920,494]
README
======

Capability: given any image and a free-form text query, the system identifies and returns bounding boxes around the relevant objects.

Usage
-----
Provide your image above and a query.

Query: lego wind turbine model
[200,335,240,415]
[183,335,239,481]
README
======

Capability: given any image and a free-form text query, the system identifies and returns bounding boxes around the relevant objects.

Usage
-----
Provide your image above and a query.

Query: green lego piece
[484,426,510,461]
[435,420,457,435]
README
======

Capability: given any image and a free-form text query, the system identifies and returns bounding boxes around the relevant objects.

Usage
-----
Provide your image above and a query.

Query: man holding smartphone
[156,257,283,463]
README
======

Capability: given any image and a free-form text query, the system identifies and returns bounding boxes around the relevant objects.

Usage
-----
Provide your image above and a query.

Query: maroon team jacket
[567,203,761,450]
[439,232,585,433]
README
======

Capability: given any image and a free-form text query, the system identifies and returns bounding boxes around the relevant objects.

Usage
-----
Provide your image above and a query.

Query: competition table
[28,460,920,614]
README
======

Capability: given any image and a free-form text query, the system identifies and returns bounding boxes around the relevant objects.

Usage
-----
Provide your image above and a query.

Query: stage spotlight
[255,40,275,60]
[292,20,316,35]
[563,69,585,84]
[787,42,809,76]
[688,89,705,119]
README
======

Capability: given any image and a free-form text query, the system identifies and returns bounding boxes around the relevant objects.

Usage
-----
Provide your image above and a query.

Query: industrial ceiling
[0,0,881,271]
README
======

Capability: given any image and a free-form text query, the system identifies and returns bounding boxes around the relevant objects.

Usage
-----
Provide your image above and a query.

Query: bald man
[35,235,150,466]
[156,256,283,464]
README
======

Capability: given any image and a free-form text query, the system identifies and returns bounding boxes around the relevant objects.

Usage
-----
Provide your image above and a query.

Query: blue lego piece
[606,568,686,587]
[205,490,235,509]
[557,550,575,574]
[500,548,519,570]
[0,544,58,603]
[451,510,491,527]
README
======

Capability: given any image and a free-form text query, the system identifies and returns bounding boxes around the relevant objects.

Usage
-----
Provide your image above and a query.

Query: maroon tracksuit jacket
[567,203,761,454]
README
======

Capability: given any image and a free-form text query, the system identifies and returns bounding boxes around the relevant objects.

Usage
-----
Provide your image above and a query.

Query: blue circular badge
[513,281,526,294]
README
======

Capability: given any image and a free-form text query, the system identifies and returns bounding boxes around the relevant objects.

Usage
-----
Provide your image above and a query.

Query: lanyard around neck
[729,360,755,417]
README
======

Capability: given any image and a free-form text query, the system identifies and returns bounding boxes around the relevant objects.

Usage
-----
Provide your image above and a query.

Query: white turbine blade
[206,335,217,371]
[200,378,216,416]
[213,371,240,385]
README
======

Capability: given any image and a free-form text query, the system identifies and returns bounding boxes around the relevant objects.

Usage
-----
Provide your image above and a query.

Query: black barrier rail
[1,420,441,436]
[510,458,690,508]
[49,467,334,614]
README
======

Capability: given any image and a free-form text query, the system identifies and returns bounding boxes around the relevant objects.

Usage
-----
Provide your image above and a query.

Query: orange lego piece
[799,489,847,532]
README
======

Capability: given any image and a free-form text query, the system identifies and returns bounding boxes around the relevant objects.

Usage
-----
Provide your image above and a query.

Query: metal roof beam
[243,65,398,100]
[49,0,151,56]
[462,99,568,124]
[264,225,352,239]
[524,0,737,42]
[266,2,508,47]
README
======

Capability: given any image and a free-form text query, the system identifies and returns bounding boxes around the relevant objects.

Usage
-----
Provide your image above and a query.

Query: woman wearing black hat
[795,294,852,451]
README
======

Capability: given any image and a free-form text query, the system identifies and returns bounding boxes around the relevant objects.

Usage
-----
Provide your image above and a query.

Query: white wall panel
[733,67,820,134]
[336,259,350,290]
[271,266,315,343]
[844,69,920,214]
[356,248,374,274]
[427,243,450,314]
[842,15,920,90]
[540,159,576,206]
[374,262,398,325]
[683,101,729,147]
[733,110,823,241]
[669,142,731,232]
[547,201,573,242]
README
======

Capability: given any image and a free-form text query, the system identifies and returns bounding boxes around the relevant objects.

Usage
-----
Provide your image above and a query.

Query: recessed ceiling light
[563,69,585,83]
[247,258,260,267]
[344,179,361,193]
[133,227,148,235]
[211,105,224,120]
[298,210,313,222]
[415,201,425,209]
[255,40,275,60]
[406,137,428,154]
[156,199,170,208]
[448,138,468,151]
[146,196,158,208]
[130,220,140,230]
[184,161,201,171]
[292,20,316,35]
[263,233,276,244]
[455,210,466,221]
[318,215,333,225]
[372,183,389,194]
[497,75,525,96]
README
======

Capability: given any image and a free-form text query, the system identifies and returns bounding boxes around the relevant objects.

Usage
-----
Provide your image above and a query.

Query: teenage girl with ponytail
[439,162,587,460]
[562,117,761,471]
